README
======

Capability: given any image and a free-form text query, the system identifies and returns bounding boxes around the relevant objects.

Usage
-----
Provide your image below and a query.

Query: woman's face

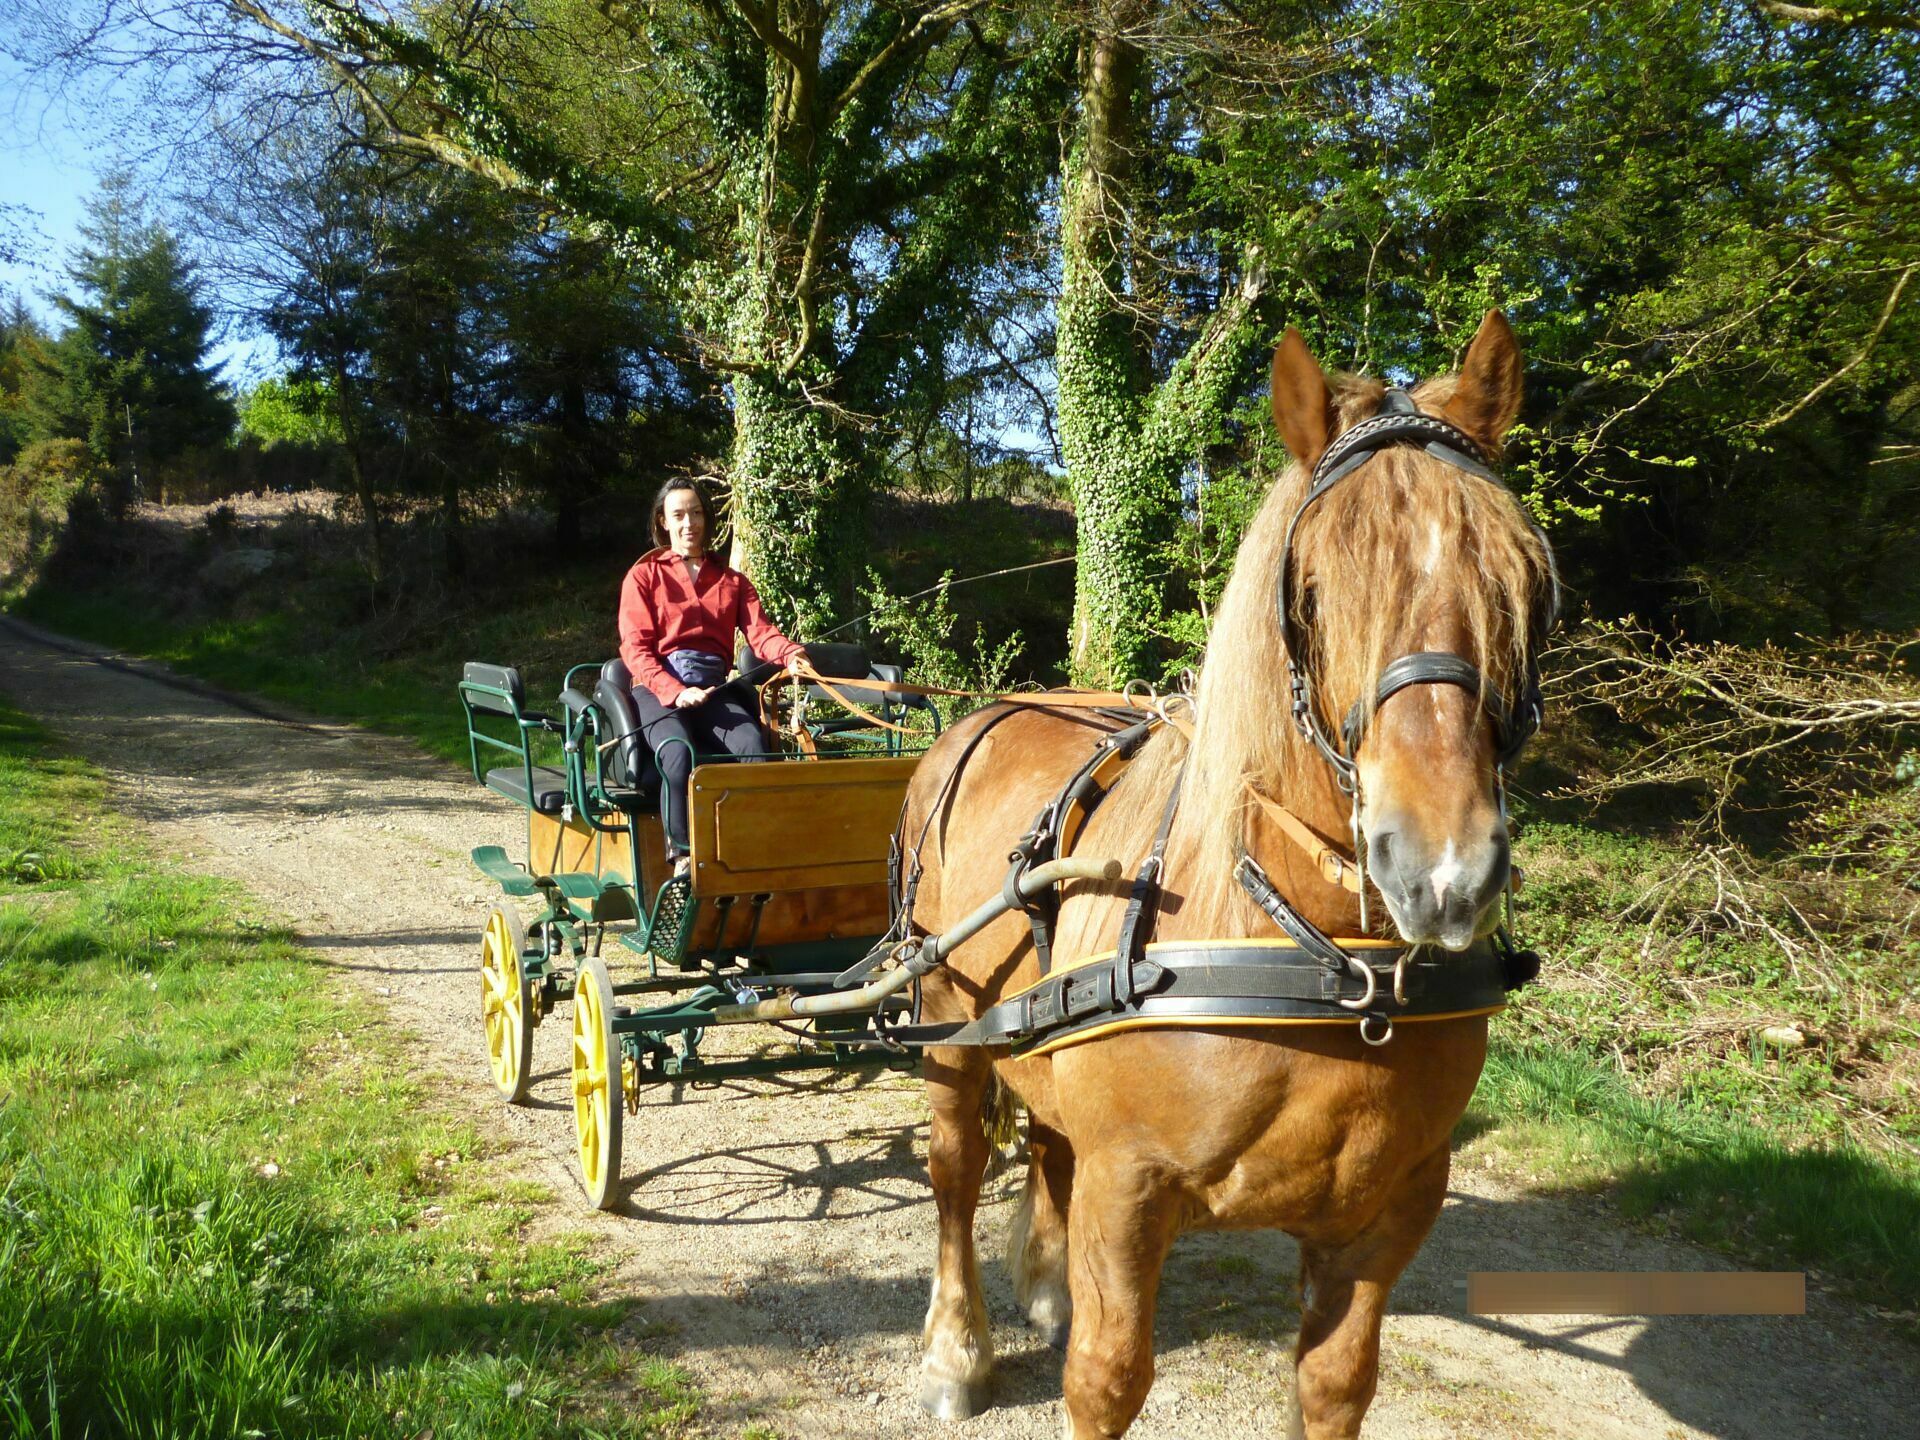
[661,489,707,558]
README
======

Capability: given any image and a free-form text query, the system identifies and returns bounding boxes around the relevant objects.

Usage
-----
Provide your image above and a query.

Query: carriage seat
[462,661,570,813]
[594,659,661,807]
[485,764,570,814]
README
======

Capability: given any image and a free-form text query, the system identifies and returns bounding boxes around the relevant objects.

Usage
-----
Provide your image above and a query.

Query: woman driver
[617,478,805,875]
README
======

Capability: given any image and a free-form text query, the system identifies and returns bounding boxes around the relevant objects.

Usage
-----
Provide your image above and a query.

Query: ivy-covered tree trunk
[728,371,865,636]
[715,9,866,636]
[1057,11,1267,686]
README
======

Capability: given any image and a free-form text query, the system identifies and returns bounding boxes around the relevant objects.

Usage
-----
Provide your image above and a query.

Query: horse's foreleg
[1008,1115,1075,1348]
[1061,1156,1179,1440]
[1289,1145,1451,1440]
[920,1046,995,1420]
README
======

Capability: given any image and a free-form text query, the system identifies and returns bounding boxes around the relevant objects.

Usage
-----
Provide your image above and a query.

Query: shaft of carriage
[704,854,1123,1024]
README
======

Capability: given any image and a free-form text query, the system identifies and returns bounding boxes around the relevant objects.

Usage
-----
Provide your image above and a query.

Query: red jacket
[617,548,804,705]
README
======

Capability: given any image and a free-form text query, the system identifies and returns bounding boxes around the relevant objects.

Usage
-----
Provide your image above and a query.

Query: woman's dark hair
[650,477,719,551]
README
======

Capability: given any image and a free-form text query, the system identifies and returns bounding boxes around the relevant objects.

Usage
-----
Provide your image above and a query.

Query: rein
[763,663,1196,740]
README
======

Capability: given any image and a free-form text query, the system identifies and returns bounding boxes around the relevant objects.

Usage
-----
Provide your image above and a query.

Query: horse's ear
[1442,310,1524,451]
[1271,327,1336,471]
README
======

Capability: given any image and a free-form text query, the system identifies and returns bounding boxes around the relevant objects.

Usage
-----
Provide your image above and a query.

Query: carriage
[459,644,1121,1209]
[457,644,935,1207]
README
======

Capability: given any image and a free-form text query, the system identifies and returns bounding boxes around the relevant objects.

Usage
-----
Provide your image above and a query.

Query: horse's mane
[1159,370,1554,933]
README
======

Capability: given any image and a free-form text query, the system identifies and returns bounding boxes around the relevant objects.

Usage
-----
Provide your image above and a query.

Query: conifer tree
[28,173,234,505]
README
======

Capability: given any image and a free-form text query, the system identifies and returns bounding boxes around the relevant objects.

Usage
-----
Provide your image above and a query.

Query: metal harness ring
[1337,953,1378,1012]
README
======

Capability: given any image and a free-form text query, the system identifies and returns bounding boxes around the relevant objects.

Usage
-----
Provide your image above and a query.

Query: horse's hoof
[1037,1317,1070,1350]
[919,1375,986,1421]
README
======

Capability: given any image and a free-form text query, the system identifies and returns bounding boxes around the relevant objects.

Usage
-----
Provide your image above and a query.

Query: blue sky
[2,54,280,388]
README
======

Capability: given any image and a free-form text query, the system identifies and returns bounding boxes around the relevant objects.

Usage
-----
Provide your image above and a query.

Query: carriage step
[539,871,609,903]
[471,845,537,896]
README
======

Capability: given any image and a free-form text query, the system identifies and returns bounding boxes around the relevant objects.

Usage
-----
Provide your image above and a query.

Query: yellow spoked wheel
[572,955,624,1211]
[480,903,534,1104]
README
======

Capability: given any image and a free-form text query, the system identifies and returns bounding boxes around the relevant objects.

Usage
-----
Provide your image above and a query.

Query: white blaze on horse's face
[1353,660,1511,952]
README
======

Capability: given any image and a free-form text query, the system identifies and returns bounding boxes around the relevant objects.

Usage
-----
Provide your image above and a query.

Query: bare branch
[1756,263,1918,430]
[828,0,984,124]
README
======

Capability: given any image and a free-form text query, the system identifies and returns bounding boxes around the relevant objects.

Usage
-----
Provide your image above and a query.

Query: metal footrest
[471,845,537,897]
[643,876,698,965]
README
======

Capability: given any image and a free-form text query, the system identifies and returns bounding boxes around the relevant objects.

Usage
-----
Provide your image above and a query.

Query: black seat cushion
[596,658,660,797]
[738,640,870,687]
[486,764,568,814]
[738,641,929,712]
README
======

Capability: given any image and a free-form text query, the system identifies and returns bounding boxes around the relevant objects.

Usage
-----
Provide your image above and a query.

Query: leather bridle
[1274,388,1560,929]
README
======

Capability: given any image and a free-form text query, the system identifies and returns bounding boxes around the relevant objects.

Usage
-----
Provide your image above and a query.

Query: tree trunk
[554,377,588,552]
[728,370,864,637]
[330,359,384,584]
[718,5,862,638]
[1057,8,1268,686]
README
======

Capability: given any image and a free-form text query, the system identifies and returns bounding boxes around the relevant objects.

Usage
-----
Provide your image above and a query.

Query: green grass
[1461,809,1920,1323]
[1467,1040,1920,1322]
[0,703,696,1438]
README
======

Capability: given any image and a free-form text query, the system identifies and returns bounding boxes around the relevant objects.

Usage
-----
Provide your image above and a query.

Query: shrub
[0,438,103,593]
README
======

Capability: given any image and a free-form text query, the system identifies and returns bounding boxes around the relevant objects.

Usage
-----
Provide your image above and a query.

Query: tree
[0,293,48,466]
[12,1,1071,630]
[26,173,234,506]
[1147,0,1920,640]
[1053,2,1292,683]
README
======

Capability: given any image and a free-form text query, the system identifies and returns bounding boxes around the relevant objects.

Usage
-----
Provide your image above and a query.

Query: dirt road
[3,617,1914,1439]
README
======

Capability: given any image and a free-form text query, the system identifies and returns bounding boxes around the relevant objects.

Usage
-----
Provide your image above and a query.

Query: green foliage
[237,375,342,447]
[1166,0,1920,637]
[0,438,103,596]
[0,700,697,1438]
[0,293,47,466]
[25,174,234,500]
[859,568,1025,723]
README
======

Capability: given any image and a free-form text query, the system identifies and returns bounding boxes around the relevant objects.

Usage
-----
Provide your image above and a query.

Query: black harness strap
[1002,715,1163,978]
[1112,761,1185,1005]
[1233,849,1351,976]
[887,938,1514,1054]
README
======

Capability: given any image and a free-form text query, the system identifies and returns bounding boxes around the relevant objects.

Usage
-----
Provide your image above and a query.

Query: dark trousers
[632,686,768,856]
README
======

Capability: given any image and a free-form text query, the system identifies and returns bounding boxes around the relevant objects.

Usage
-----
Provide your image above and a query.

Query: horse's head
[1262,312,1557,950]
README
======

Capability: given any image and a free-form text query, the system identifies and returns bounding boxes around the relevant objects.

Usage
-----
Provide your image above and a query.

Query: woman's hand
[785,654,805,678]
[674,686,711,709]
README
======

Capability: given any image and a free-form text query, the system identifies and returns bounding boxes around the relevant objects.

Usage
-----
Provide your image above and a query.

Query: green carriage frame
[457,655,940,1208]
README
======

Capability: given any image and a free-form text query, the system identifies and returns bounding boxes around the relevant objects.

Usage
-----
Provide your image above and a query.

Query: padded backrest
[738,640,872,681]
[462,662,525,716]
[595,658,657,792]
[801,641,871,679]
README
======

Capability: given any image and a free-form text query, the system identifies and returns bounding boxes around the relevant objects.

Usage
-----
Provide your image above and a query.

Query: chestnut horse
[898,312,1555,1438]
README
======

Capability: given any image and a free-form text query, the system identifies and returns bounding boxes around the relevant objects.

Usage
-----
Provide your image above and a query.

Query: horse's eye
[1296,583,1318,624]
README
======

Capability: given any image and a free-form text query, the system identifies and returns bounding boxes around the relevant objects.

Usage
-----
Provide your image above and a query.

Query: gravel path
[4,616,1915,1439]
